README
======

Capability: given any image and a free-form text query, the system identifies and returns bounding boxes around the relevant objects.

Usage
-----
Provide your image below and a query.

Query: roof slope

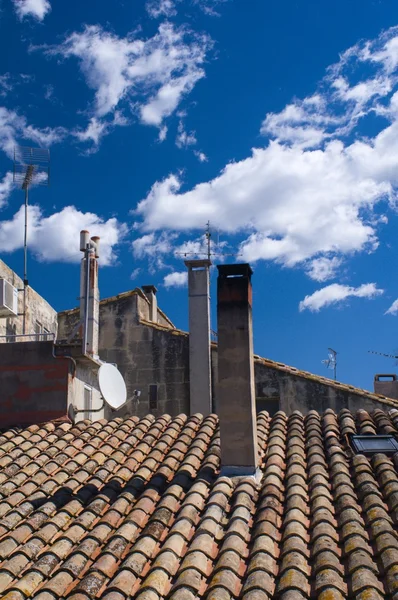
[0,409,398,598]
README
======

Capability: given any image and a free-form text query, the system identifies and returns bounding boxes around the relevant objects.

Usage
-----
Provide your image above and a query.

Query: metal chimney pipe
[80,230,90,252]
[79,231,100,357]
[91,236,100,259]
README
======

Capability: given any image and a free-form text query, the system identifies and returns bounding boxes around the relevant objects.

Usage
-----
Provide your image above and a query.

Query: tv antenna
[322,347,338,380]
[175,221,241,262]
[368,350,398,364]
[13,146,50,334]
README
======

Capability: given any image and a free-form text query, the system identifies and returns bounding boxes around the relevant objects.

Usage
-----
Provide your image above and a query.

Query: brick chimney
[185,259,212,416]
[142,285,158,323]
[217,263,259,478]
[80,230,100,358]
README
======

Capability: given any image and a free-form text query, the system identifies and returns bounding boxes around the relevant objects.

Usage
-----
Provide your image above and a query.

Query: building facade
[0,259,58,342]
[58,286,398,418]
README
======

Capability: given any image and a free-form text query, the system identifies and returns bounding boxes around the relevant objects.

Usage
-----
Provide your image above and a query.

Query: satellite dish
[98,363,127,410]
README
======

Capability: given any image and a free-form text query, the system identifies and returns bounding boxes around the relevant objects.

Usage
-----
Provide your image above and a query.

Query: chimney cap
[217,263,253,278]
[142,285,158,295]
[184,259,211,269]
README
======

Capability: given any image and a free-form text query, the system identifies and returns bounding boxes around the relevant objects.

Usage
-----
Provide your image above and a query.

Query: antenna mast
[205,220,211,262]
[368,350,398,359]
[175,221,239,262]
[13,146,50,334]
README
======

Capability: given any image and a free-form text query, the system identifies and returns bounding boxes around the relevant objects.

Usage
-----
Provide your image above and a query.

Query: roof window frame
[350,434,398,456]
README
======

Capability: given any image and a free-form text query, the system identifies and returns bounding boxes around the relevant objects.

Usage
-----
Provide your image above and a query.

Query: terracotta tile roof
[1,408,398,598]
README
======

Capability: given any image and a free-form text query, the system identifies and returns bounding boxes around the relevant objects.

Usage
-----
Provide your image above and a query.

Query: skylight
[351,435,398,456]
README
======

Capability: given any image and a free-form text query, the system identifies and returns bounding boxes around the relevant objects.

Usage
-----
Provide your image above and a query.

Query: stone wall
[252,358,396,415]
[0,260,58,342]
[58,291,397,418]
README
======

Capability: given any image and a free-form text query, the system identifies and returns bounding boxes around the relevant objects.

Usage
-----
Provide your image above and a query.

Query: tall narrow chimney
[80,231,100,357]
[142,285,158,323]
[185,259,212,416]
[217,263,259,478]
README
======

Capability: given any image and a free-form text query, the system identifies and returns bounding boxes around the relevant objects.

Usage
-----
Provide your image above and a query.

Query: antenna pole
[13,146,50,337]
[206,221,211,261]
[23,185,28,335]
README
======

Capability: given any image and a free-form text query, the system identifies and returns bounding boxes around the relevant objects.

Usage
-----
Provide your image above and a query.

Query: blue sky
[1,0,398,391]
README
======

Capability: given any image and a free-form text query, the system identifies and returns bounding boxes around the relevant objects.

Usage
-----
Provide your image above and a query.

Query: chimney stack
[217,263,259,478]
[80,231,100,358]
[142,285,158,323]
[374,374,398,400]
[185,259,212,416]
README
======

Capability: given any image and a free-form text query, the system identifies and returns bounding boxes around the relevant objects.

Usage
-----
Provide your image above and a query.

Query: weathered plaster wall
[67,361,103,423]
[212,348,395,416]
[98,294,189,419]
[0,341,70,428]
[58,291,189,419]
[57,290,174,342]
[0,260,58,341]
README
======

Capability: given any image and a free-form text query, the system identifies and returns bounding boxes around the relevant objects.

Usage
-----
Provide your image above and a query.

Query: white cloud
[0,173,14,208]
[174,235,207,258]
[43,23,210,127]
[385,299,398,315]
[140,72,204,126]
[146,0,177,18]
[0,75,12,97]
[73,118,108,148]
[158,125,168,142]
[146,0,228,18]
[133,232,175,259]
[72,112,129,152]
[0,74,36,98]
[193,0,228,16]
[132,231,177,272]
[0,106,65,158]
[176,120,197,148]
[130,267,141,280]
[305,256,342,282]
[163,271,187,287]
[0,205,126,265]
[136,138,387,267]
[13,0,51,21]
[260,28,398,150]
[135,26,398,277]
[194,151,208,162]
[299,282,383,312]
